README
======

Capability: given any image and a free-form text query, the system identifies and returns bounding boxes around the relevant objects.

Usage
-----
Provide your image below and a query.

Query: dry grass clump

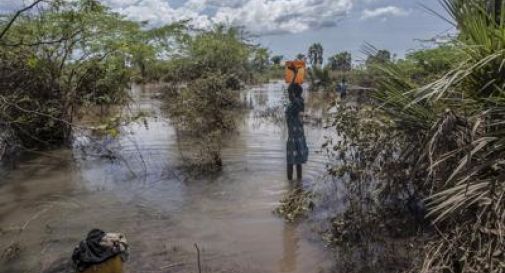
[274,187,315,222]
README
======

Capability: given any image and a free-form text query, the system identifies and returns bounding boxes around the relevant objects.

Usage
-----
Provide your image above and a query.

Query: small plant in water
[274,187,315,222]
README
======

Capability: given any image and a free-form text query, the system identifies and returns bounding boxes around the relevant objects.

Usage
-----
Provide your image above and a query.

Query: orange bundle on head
[285,60,305,84]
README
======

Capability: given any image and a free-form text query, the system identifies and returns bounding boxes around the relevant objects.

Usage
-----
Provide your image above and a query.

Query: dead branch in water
[21,207,51,231]
[194,243,202,273]
[160,262,185,269]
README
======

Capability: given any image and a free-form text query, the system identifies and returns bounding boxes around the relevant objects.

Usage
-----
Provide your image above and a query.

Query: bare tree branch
[0,0,45,40]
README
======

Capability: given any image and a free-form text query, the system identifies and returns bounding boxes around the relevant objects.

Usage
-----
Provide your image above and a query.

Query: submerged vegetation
[161,26,260,170]
[274,187,315,222]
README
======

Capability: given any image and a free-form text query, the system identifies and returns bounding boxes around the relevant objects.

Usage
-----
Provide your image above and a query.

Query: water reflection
[279,223,299,273]
[278,178,303,273]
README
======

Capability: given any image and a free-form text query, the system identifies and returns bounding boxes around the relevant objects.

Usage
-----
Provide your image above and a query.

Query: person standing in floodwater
[339,77,348,99]
[286,83,309,180]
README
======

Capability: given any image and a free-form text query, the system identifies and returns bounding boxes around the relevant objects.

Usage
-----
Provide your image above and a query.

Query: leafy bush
[164,73,241,170]
[0,47,69,147]
[160,26,254,170]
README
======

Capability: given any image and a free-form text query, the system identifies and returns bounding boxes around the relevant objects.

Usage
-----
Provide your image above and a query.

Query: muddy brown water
[0,82,340,273]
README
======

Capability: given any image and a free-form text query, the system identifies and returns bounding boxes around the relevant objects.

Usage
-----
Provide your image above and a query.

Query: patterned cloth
[72,229,129,272]
[286,97,309,165]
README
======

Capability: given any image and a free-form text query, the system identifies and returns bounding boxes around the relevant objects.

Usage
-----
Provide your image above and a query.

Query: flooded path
[0,82,336,273]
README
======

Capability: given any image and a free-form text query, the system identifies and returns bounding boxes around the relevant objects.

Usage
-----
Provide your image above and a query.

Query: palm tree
[308,43,323,66]
[370,0,505,272]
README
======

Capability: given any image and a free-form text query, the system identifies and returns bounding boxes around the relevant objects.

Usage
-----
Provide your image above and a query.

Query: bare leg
[296,164,302,180]
[287,164,294,180]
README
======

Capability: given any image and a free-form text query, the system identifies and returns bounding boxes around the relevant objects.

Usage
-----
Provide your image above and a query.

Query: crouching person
[72,229,128,273]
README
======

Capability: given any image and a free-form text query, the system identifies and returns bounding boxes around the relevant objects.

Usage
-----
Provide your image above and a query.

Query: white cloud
[202,0,249,8]
[1,0,407,35]
[212,0,353,35]
[103,0,354,36]
[360,6,410,21]
[109,0,210,29]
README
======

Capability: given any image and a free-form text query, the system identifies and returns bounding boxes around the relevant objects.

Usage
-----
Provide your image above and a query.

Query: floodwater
[0,82,338,273]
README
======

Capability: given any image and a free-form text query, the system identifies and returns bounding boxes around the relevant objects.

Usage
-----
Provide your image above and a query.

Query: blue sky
[257,0,455,62]
[1,0,456,62]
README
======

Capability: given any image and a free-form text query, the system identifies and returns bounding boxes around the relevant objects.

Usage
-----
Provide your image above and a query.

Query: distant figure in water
[286,83,309,180]
[338,77,348,99]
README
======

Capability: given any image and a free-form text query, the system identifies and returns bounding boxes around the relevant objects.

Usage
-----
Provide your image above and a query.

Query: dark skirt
[285,97,309,165]
[286,135,309,165]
